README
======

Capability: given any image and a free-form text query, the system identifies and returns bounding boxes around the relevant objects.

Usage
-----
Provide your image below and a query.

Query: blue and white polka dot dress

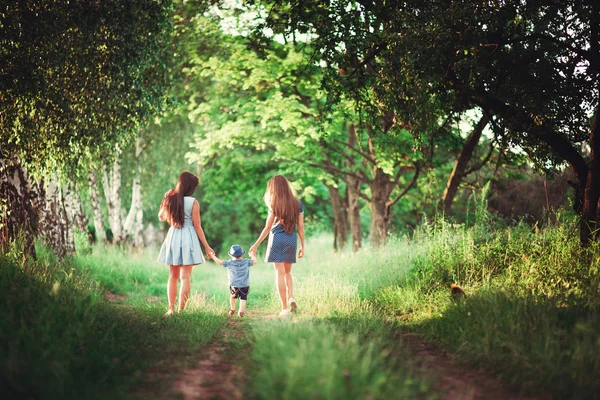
[265,201,304,263]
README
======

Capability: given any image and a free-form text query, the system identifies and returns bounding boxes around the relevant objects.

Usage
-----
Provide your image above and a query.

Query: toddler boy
[210,244,256,317]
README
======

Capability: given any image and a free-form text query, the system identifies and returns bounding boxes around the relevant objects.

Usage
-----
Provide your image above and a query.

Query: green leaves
[1,0,175,175]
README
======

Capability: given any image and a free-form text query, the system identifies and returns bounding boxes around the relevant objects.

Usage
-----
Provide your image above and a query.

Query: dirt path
[401,333,550,400]
[134,310,548,400]
[170,318,247,400]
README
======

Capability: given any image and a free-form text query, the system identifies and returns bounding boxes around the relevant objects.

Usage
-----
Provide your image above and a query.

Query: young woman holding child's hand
[249,175,305,317]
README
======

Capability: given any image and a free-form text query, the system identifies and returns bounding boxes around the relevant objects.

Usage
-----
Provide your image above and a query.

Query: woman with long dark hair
[158,172,214,315]
[249,175,305,316]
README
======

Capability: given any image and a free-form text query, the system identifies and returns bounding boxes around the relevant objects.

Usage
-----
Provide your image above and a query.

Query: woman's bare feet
[165,309,174,316]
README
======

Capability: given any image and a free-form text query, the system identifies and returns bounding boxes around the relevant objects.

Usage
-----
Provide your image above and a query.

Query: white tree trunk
[39,181,74,258]
[103,157,123,244]
[88,170,106,243]
[122,138,144,245]
[60,184,75,255]
[65,182,89,233]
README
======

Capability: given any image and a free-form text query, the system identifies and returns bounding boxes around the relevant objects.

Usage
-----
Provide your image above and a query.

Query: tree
[0,0,174,254]
[185,10,424,248]
[262,0,600,245]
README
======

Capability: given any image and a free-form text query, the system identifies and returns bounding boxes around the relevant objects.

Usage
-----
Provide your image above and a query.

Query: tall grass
[1,242,225,400]
[373,209,600,398]
[244,235,430,399]
[249,320,427,400]
[6,209,600,399]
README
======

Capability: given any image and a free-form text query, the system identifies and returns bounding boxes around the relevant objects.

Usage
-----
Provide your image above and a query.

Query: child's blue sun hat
[228,245,245,257]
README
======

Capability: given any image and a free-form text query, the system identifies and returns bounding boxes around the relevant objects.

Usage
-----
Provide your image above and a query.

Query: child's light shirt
[222,258,253,287]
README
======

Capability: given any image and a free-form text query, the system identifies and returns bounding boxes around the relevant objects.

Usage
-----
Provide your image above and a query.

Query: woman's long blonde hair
[264,175,300,234]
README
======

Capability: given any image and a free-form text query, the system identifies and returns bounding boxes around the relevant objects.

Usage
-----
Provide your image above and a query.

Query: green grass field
[3,219,600,399]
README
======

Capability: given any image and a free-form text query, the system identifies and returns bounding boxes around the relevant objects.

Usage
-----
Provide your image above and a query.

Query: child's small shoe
[228,309,236,316]
[238,311,245,318]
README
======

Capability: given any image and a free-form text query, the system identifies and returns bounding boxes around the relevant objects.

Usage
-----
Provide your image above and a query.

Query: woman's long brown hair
[264,175,300,234]
[160,172,199,228]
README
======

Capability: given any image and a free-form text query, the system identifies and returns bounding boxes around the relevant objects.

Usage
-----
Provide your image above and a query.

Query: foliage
[370,209,600,398]
[0,0,174,173]
[265,0,596,172]
[410,211,600,306]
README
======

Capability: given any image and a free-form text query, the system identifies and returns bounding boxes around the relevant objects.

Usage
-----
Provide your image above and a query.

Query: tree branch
[386,164,420,208]
[306,161,366,185]
[445,69,589,185]
[319,139,359,165]
[464,142,494,176]
[329,136,378,166]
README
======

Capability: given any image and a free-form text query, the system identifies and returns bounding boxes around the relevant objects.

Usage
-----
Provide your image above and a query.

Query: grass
[0,242,225,400]
[370,215,600,398]
[249,320,427,400]
[4,212,600,399]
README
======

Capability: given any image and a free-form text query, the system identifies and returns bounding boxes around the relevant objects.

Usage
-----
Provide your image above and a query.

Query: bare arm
[249,212,276,256]
[249,251,258,265]
[158,191,171,222]
[297,213,305,258]
[158,201,167,222]
[209,253,224,266]
[192,200,214,257]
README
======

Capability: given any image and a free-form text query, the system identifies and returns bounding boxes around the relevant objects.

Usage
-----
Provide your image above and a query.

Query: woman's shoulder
[184,196,197,205]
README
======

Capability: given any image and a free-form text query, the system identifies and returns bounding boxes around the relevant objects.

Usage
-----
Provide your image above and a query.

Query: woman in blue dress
[249,175,305,316]
[157,172,214,315]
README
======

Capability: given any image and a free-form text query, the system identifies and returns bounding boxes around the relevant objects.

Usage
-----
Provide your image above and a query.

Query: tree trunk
[60,184,76,255]
[369,168,389,248]
[439,114,490,212]
[0,153,38,259]
[103,157,123,244]
[327,183,349,251]
[65,182,89,233]
[39,181,74,258]
[346,124,362,251]
[581,104,600,246]
[60,183,76,254]
[122,138,144,245]
[88,170,106,243]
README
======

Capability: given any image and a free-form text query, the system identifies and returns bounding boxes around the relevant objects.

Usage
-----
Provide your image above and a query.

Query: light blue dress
[157,196,205,265]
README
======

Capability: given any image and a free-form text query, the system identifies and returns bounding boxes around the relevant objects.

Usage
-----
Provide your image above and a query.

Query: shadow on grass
[394,288,600,399]
[0,253,225,400]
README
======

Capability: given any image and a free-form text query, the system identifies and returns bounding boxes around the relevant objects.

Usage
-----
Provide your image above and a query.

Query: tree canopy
[0,0,174,172]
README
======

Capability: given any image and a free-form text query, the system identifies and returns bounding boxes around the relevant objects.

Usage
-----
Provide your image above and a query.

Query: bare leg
[284,262,294,300]
[284,263,297,311]
[230,295,236,312]
[167,265,181,314]
[239,299,247,316]
[274,262,287,310]
[178,265,193,311]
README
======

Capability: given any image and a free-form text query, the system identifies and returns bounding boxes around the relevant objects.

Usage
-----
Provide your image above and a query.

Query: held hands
[298,246,304,258]
[248,245,257,258]
[206,247,215,258]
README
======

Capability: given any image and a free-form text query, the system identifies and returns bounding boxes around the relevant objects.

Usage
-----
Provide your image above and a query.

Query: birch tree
[0,0,174,255]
